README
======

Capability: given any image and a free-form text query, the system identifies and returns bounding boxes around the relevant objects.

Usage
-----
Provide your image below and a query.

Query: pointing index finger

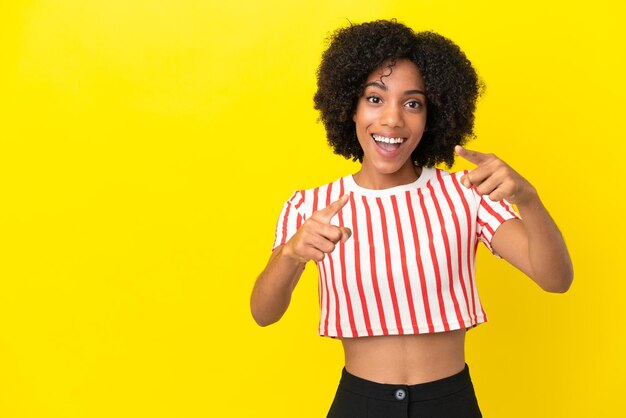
[455,145,489,165]
[316,194,350,223]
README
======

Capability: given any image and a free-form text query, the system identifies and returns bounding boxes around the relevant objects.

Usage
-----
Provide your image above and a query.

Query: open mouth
[372,134,406,152]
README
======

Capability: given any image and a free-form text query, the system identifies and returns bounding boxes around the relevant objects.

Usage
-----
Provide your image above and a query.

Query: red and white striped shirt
[273,168,519,338]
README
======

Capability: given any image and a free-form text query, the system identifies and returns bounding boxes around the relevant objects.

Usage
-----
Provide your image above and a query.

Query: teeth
[373,134,405,144]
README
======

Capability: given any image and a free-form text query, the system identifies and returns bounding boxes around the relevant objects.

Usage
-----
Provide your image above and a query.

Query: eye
[406,100,423,110]
[366,96,382,104]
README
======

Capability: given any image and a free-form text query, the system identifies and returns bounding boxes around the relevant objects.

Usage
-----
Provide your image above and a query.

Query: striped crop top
[272,168,519,338]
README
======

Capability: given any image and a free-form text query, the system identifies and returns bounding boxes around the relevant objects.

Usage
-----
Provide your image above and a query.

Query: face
[353,59,427,188]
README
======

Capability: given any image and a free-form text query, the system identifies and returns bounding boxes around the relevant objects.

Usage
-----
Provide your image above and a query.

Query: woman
[250,19,572,418]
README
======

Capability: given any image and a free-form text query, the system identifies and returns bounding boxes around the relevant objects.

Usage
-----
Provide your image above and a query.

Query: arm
[250,195,352,326]
[490,191,573,293]
[456,146,573,293]
[250,245,306,327]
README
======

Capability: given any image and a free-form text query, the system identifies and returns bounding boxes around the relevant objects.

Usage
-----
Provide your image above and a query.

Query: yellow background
[1,1,624,416]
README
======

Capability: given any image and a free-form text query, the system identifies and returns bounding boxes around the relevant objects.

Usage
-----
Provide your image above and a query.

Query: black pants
[327,364,482,418]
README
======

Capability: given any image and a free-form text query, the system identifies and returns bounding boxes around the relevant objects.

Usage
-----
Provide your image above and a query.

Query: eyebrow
[364,81,426,96]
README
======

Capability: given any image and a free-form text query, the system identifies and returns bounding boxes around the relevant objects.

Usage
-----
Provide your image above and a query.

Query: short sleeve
[476,195,520,257]
[272,190,306,250]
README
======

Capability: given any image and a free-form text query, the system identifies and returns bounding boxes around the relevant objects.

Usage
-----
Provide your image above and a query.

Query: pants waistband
[339,364,473,402]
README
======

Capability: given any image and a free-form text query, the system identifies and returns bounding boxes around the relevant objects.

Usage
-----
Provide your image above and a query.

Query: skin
[250,59,573,385]
[351,60,427,190]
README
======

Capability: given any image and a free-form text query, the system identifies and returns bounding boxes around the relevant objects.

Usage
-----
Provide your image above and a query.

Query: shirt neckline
[343,167,436,197]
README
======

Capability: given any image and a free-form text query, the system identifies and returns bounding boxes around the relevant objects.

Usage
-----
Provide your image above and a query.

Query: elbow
[253,318,272,327]
[250,303,279,327]
[543,280,572,294]
[541,264,574,294]
[250,307,269,327]
[252,313,274,327]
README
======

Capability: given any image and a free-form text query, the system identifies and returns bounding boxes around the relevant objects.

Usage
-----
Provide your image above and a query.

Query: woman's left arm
[456,146,573,293]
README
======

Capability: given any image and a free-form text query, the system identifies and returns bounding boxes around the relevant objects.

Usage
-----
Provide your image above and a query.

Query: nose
[380,103,403,128]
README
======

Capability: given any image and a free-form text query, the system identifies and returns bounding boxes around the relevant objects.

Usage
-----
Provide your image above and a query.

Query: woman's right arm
[250,195,351,326]
[250,245,306,327]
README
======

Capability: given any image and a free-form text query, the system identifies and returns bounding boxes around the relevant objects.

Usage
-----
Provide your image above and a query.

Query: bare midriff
[340,328,467,385]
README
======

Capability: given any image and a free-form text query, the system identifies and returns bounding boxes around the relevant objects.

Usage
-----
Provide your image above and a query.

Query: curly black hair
[313,19,483,168]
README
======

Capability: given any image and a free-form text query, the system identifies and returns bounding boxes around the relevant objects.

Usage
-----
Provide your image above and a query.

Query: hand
[455,145,536,205]
[283,195,352,263]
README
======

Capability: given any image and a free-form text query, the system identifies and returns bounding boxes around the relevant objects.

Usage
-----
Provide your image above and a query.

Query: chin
[373,161,410,175]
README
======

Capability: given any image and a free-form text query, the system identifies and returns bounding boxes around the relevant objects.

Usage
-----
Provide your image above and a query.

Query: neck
[353,163,423,190]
